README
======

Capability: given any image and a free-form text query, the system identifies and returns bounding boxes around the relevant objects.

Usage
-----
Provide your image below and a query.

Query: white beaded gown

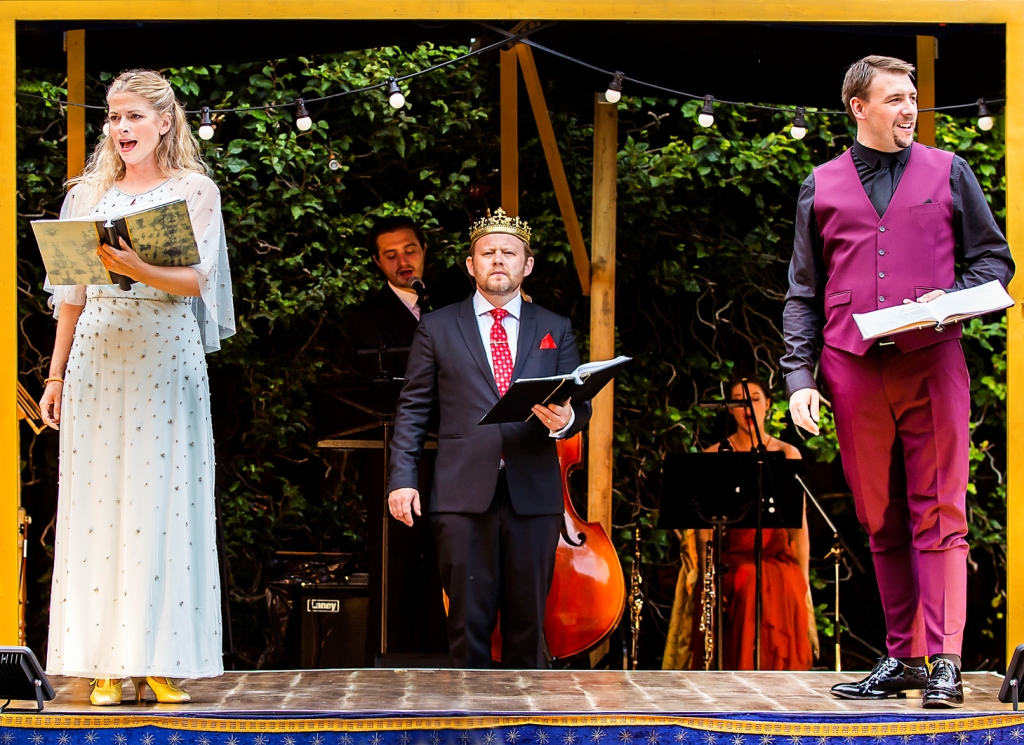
[45,172,235,679]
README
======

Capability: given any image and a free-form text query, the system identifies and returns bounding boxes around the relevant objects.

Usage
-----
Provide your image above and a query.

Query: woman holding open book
[37,70,234,705]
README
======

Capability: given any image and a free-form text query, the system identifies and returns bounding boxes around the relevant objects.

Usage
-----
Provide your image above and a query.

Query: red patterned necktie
[489,308,514,395]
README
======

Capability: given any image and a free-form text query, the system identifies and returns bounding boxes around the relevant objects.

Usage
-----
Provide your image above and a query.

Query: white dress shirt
[472,290,574,439]
[389,282,420,321]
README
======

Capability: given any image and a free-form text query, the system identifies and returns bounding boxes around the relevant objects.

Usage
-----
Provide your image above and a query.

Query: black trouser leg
[431,474,561,669]
[431,492,502,668]
[498,489,561,669]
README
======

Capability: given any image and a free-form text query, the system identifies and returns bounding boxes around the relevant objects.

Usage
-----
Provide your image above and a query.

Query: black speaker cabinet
[296,579,369,668]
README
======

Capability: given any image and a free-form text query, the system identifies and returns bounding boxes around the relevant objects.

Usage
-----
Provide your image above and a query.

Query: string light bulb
[197,107,215,141]
[977,99,994,132]
[295,98,313,131]
[790,107,807,140]
[386,77,406,109]
[102,121,110,137]
[698,95,715,128]
[605,71,625,104]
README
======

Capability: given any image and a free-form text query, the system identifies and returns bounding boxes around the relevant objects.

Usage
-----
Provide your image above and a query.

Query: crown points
[469,207,532,246]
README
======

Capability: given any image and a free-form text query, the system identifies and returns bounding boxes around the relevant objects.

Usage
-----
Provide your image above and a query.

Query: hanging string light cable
[14,22,555,119]
[477,21,1005,127]
[15,21,1003,134]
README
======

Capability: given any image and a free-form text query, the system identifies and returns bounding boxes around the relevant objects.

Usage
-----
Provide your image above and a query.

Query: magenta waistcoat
[813,143,959,356]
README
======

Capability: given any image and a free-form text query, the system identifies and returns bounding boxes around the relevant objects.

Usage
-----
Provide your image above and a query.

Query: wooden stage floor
[37,669,1012,716]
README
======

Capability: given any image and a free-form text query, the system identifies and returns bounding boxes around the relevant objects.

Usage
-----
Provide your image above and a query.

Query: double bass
[491,432,626,662]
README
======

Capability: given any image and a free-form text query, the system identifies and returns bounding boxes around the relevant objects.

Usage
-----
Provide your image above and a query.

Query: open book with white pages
[852,280,1014,341]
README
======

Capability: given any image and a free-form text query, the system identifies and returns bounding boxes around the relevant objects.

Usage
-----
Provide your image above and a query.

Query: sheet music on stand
[660,452,803,530]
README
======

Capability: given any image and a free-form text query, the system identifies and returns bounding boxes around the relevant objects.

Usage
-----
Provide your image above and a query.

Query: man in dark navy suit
[387,209,591,669]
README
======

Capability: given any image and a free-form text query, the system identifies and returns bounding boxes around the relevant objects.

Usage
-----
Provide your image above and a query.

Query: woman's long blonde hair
[67,69,208,210]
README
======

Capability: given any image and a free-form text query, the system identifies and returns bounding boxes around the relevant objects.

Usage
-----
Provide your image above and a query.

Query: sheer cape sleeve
[43,186,88,318]
[178,173,236,353]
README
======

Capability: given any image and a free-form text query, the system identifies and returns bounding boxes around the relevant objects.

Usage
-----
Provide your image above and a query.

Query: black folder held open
[478,356,631,425]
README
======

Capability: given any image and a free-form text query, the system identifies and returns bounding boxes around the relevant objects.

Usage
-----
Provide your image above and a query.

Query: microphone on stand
[409,276,428,310]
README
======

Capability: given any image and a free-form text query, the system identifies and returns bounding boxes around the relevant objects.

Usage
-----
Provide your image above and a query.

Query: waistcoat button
[879,226,886,232]
[879,296,886,302]
[879,272,885,278]
[879,250,885,255]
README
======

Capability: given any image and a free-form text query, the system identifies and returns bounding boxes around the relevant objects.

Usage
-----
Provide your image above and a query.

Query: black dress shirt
[781,141,1015,396]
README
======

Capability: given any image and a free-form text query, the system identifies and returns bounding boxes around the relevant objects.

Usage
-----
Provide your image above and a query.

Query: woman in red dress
[701,378,819,670]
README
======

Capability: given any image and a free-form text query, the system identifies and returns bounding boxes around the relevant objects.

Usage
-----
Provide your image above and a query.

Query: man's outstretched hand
[388,487,421,526]
[789,388,821,435]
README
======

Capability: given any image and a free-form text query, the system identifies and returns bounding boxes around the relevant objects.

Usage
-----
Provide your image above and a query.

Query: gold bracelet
[43,377,64,385]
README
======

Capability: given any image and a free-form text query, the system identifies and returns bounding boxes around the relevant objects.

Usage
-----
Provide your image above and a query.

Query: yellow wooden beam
[66,29,86,180]
[1006,21,1024,663]
[500,48,519,217]
[916,35,935,147]
[516,43,591,295]
[0,16,20,645]
[1,1,1022,22]
[588,95,618,671]
[588,92,617,536]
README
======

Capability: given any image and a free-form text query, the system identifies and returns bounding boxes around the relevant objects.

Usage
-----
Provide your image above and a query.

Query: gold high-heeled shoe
[89,678,123,706]
[132,676,191,704]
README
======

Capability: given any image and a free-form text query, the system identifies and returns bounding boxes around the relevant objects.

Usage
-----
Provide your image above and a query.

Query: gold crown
[469,208,532,246]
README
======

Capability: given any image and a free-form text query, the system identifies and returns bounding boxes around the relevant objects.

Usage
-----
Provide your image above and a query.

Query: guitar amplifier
[296,576,369,668]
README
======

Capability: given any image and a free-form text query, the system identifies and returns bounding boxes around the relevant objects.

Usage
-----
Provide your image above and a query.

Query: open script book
[479,356,631,425]
[31,199,200,286]
[853,280,1014,341]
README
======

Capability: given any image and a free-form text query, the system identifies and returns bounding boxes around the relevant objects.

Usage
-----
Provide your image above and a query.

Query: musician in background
[351,216,451,663]
[664,377,817,670]
[352,216,430,380]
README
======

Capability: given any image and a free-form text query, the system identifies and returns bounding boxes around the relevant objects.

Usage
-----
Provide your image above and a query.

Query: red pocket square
[539,333,558,350]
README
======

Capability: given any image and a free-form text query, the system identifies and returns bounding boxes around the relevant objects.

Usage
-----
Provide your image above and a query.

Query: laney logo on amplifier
[307,598,341,613]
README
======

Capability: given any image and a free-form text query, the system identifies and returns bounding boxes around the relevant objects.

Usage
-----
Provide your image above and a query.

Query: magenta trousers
[820,339,970,658]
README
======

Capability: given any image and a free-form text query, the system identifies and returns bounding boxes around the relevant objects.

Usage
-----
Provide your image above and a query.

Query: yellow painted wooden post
[500,48,518,216]
[916,36,936,147]
[516,43,591,295]
[588,94,618,667]
[0,18,21,644]
[588,93,617,535]
[1006,21,1024,663]
[66,29,86,180]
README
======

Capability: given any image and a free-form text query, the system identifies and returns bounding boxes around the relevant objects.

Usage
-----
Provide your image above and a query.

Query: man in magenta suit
[387,209,591,669]
[782,56,1013,707]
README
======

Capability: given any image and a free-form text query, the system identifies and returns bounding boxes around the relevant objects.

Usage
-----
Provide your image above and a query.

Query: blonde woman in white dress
[38,70,235,706]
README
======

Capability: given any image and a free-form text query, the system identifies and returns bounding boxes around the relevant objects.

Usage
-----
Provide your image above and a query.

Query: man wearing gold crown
[387,209,591,668]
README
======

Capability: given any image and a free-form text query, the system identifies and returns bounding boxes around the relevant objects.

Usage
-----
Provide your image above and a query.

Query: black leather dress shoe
[830,657,929,699]
[922,658,964,708]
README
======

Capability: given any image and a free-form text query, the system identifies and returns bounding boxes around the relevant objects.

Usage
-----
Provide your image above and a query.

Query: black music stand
[660,451,803,670]
[357,344,411,384]
[794,473,865,672]
[316,378,405,659]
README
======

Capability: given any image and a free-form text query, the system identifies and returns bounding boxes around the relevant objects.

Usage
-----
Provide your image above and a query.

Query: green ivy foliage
[15,45,1008,668]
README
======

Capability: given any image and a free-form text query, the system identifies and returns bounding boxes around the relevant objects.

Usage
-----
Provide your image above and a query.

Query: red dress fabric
[721,528,813,670]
